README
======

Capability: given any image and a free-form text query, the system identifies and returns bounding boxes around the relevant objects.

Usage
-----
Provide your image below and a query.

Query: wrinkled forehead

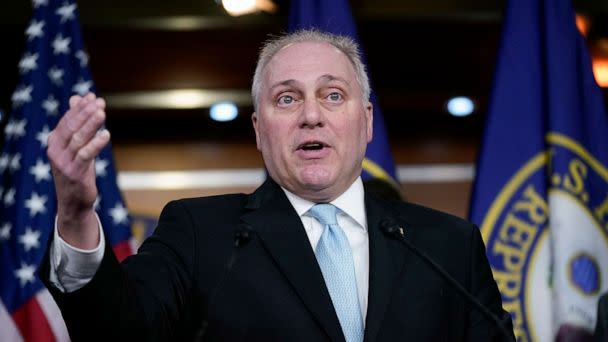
[262,41,357,86]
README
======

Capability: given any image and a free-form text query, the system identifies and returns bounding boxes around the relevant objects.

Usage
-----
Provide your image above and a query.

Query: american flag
[0,0,133,340]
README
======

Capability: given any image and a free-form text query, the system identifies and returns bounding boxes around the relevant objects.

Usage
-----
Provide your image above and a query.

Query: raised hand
[47,93,110,249]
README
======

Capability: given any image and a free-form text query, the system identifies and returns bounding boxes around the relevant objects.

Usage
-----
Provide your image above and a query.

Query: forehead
[263,41,357,87]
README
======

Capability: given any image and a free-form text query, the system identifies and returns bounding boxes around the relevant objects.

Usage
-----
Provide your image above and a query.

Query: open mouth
[298,141,328,151]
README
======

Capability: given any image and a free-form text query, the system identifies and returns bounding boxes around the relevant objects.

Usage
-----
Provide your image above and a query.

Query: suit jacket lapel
[240,179,345,342]
[363,194,410,342]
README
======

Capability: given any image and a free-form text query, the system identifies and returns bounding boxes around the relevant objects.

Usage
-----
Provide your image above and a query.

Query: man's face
[252,41,373,202]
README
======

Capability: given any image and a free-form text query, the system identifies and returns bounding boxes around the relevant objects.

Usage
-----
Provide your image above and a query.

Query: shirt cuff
[48,214,105,293]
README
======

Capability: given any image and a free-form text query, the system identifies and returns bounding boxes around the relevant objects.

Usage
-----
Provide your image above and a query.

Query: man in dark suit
[41,29,513,341]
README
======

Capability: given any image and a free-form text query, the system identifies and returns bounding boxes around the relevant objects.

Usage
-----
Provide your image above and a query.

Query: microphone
[195,223,253,341]
[380,218,515,342]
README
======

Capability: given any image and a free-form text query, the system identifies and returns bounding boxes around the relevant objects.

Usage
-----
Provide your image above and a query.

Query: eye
[277,95,295,106]
[327,92,343,102]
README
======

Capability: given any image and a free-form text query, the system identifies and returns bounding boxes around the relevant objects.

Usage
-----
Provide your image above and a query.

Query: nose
[299,98,324,128]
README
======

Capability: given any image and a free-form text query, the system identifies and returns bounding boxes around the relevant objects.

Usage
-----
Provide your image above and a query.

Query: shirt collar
[281,177,367,230]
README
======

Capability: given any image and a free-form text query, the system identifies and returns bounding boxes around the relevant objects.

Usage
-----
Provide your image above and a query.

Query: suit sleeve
[595,293,608,342]
[466,226,515,342]
[39,200,198,341]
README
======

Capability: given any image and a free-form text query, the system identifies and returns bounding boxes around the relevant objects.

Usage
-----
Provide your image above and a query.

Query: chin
[298,167,334,188]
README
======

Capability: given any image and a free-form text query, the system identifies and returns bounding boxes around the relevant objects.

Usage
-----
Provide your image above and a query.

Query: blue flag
[469,0,608,340]
[0,1,132,340]
[288,0,398,186]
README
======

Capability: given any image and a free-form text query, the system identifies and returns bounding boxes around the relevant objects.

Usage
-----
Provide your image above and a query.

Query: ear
[365,101,373,143]
[251,112,262,151]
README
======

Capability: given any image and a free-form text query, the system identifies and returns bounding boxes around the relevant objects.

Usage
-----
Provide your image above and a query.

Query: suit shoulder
[390,200,477,235]
[384,200,487,269]
[161,193,249,219]
[170,193,248,207]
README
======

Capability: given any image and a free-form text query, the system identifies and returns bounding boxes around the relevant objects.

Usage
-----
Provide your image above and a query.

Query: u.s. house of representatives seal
[481,133,608,342]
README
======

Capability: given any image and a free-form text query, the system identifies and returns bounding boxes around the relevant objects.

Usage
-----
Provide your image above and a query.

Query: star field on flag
[0,1,133,341]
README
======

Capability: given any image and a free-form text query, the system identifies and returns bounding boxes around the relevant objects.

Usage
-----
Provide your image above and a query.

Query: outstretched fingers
[75,129,110,167]
[67,104,106,156]
[52,94,102,148]
[47,93,110,179]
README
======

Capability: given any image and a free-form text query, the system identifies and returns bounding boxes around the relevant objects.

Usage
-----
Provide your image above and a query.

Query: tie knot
[308,203,340,227]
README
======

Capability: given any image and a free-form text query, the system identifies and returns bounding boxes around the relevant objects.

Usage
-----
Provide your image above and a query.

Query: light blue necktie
[309,203,364,342]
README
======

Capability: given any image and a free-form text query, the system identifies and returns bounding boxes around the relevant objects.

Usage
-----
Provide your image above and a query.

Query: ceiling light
[593,59,608,88]
[221,0,277,16]
[575,14,590,37]
[222,0,256,16]
[446,96,475,117]
[210,101,238,122]
[104,89,251,110]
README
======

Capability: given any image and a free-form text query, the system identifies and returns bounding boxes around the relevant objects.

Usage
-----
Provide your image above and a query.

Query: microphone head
[234,224,253,246]
[380,217,405,238]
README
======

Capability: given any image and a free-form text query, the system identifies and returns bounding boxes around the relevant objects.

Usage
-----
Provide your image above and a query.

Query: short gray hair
[251,29,371,112]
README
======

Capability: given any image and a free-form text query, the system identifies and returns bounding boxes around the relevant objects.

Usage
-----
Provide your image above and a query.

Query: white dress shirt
[50,178,370,320]
[49,215,106,293]
[281,177,369,320]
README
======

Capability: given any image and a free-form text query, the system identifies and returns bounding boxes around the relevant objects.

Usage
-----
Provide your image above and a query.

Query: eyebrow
[269,79,300,93]
[268,74,350,93]
[317,74,349,86]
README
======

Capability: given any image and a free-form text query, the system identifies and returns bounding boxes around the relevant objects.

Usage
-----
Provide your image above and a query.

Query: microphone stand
[381,218,515,342]
[194,224,253,341]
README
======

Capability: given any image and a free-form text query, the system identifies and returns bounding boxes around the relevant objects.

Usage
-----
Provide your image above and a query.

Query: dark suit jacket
[40,178,513,341]
[596,293,608,342]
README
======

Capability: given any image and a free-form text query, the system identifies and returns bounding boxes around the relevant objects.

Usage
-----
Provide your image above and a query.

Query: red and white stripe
[0,299,23,342]
[36,290,70,341]
[1,288,70,342]
[1,242,133,342]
